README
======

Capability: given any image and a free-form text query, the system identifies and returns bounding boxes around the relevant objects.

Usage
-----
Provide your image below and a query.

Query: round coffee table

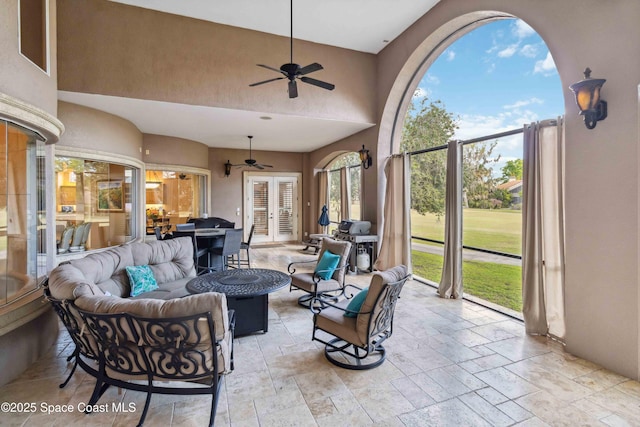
[187,268,291,336]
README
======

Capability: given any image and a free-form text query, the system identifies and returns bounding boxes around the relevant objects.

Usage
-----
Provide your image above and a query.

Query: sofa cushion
[48,238,196,300]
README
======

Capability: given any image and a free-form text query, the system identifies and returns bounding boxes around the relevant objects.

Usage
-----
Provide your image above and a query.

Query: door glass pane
[277,181,293,236]
[253,181,269,236]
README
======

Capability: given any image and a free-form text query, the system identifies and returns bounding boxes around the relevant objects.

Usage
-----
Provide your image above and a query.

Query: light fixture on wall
[569,68,607,129]
[224,160,232,177]
[145,181,161,189]
[359,145,372,169]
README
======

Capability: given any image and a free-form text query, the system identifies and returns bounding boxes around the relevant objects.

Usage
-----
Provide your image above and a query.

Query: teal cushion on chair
[126,265,159,297]
[344,288,368,318]
[314,250,341,280]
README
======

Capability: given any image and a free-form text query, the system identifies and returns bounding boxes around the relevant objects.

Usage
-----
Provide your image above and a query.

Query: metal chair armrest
[287,259,318,274]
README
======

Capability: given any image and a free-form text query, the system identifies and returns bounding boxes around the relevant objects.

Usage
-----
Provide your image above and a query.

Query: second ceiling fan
[232,136,273,169]
[249,0,335,99]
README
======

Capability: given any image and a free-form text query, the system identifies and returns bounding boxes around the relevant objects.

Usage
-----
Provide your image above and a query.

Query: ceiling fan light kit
[249,0,335,98]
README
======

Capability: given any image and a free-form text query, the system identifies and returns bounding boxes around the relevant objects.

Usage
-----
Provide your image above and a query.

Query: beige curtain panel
[437,140,463,299]
[522,118,566,339]
[374,154,411,272]
[317,170,329,233]
[340,167,351,220]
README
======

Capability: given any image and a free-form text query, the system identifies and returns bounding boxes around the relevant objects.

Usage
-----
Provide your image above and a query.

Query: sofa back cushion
[48,237,196,299]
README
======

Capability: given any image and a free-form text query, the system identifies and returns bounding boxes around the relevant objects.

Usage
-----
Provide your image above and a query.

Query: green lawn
[412,250,523,312]
[411,208,522,255]
[410,205,524,310]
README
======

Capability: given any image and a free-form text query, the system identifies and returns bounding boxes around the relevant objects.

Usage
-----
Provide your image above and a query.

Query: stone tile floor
[2,244,640,426]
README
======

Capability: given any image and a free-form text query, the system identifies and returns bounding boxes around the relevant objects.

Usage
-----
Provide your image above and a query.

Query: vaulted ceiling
[59,1,441,151]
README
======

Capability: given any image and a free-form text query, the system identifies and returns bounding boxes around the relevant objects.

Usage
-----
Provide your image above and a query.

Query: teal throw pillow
[314,250,341,280]
[344,288,368,318]
[126,265,159,297]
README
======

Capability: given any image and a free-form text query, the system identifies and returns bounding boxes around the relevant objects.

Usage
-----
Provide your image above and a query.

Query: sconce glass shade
[145,181,161,189]
[224,160,232,177]
[569,68,607,129]
[358,145,372,169]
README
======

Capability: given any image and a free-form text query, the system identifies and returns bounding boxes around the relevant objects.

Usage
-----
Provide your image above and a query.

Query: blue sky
[412,19,564,176]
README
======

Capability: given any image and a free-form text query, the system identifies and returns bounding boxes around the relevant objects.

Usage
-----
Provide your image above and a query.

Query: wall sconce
[224,160,232,177]
[569,67,607,129]
[358,145,372,169]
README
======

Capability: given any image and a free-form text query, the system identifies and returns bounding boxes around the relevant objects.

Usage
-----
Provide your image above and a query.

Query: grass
[412,249,523,312]
[411,208,522,255]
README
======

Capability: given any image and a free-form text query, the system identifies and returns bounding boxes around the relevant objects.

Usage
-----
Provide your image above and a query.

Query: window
[19,0,49,73]
[326,152,362,231]
[55,157,138,251]
[0,121,45,305]
[145,170,206,234]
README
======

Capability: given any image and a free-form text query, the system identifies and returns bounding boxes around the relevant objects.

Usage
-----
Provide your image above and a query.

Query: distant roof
[497,179,522,191]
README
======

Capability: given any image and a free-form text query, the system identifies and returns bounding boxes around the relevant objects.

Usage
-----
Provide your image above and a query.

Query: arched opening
[378,13,563,317]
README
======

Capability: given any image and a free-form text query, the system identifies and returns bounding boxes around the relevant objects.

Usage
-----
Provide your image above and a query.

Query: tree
[501,159,523,182]
[400,98,457,218]
[463,141,500,208]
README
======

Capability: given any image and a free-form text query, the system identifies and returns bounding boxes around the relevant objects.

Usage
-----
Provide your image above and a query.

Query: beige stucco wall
[56,0,376,125]
[375,0,640,379]
[143,134,209,169]
[0,0,58,115]
[57,101,143,159]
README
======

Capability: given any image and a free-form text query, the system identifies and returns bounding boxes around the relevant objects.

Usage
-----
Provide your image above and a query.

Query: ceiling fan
[232,136,273,169]
[249,0,335,99]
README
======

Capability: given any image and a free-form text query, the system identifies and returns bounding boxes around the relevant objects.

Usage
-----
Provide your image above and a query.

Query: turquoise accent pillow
[126,265,159,297]
[344,288,368,318]
[314,250,341,280]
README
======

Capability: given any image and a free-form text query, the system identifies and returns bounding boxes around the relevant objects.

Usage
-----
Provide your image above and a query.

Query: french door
[245,173,300,244]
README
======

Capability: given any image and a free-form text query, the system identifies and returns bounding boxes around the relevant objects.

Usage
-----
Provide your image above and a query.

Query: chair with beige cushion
[288,237,351,308]
[312,265,410,370]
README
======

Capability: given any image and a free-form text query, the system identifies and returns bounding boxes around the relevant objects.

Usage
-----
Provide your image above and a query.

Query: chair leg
[59,350,79,388]
[136,391,153,427]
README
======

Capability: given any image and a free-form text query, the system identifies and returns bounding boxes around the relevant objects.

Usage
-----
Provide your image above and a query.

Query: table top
[186,268,291,297]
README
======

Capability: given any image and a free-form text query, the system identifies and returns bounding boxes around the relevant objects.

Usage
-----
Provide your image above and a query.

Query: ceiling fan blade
[258,164,273,168]
[298,62,323,75]
[257,64,286,75]
[300,76,335,91]
[254,164,265,170]
[288,80,298,98]
[249,77,285,87]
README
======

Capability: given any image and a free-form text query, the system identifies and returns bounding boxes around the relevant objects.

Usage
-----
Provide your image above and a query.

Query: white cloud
[498,44,519,58]
[446,50,456,61]
[533,51,557,75]
[424,73,440,85]
[503,98,544,109]
[413,87,430,99]
[454,109,539,142]
[513,20,535,39]
[486,63,496,74]
[519,44,539,58]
